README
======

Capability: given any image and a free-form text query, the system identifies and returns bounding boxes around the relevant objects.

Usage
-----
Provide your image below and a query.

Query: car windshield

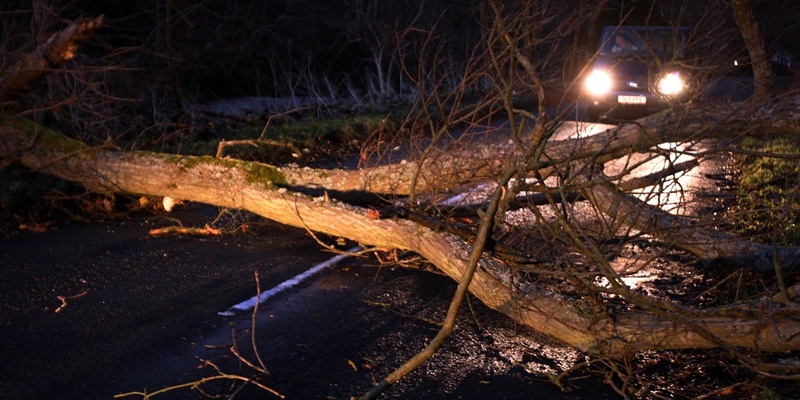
[598,26,686,58]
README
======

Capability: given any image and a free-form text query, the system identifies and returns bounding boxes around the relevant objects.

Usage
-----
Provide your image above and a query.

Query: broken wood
[149,224,222,237]
[54,290,88,314]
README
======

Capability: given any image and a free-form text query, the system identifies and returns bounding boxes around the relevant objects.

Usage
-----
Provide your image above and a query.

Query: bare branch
[0,15,103,101]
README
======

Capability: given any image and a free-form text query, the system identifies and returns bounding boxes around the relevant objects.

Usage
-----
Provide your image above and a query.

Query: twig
[249,271,268,373]
[55,290,88,313]
[688,269,743,304]
[113,371,284,399]
[113,275,286,399]
[691,382,750,400]
[149,224,222,236]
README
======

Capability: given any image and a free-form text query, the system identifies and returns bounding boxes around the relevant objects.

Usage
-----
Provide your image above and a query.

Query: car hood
[593,56,652,78]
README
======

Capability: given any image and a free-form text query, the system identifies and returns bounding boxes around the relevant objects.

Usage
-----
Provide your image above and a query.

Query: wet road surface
[0,205,619,399]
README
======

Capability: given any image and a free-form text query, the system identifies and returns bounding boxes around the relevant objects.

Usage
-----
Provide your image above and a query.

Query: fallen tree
[3,96,800,355]
[3,3,800,398]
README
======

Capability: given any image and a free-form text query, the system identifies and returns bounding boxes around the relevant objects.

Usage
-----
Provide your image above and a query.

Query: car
[584,25,693,122]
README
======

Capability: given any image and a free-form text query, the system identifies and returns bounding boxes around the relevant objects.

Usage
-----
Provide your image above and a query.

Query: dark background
[3,0,797,104]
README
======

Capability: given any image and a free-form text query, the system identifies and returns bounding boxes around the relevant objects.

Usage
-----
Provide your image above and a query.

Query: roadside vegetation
[731,134,800,245]
[153,112,397,162]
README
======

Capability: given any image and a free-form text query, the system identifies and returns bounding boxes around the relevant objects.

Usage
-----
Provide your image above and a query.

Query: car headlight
[657,72,685,96]
[585,70,611,96]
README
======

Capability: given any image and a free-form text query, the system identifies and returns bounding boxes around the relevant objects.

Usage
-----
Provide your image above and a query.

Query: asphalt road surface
[0,205,619,399]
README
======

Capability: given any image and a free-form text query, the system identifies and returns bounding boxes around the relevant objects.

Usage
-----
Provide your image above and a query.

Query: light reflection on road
[544,121,713,291]
[560,122,705,216]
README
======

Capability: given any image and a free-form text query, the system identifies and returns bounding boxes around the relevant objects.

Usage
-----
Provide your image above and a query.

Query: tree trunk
[731,0,773,100]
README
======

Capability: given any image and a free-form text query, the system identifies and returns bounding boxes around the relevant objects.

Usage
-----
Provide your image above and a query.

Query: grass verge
[730,134,800,245]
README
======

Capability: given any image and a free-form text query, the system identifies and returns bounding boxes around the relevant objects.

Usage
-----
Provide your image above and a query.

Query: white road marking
[219,246,361,315]
[441,184,487,206]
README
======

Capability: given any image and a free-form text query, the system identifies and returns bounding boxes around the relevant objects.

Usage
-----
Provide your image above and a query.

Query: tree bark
[3,112,800,354]
[731,0,773,100]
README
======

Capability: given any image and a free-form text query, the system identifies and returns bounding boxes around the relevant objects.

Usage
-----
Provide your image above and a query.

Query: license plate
[618,95,647,105]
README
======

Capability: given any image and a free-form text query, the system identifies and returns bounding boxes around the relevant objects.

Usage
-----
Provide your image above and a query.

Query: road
[0,206,339,398]
[0,204,618,399]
